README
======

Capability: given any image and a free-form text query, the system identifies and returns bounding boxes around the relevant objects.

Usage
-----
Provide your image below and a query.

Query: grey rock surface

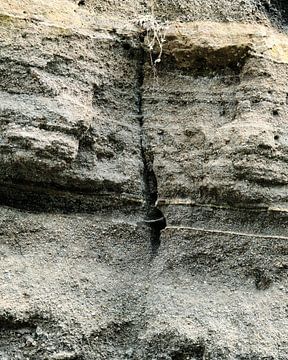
[0,0,287,359]
[0,3,143,210]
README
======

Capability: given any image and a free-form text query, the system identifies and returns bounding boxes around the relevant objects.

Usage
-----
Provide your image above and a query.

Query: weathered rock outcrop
[0,0,287,359]
[0,0,144,212]
[144,22,288,207]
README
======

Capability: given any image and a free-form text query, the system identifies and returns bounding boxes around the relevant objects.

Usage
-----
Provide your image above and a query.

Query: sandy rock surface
[0,0,287,359]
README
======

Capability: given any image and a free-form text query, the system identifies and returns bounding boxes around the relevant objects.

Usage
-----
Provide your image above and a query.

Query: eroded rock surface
[144,22,288,207]
[0,0,287,359]
[0,1,143,211]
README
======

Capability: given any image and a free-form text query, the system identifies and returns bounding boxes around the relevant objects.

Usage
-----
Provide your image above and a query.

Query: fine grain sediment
[0,1,287,359]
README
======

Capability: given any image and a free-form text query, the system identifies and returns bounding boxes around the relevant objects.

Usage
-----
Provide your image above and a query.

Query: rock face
[144,21,288,206]
[0,1,287,359]
[0,0,143,211]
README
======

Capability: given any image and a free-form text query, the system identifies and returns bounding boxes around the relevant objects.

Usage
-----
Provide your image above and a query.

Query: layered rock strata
[0,1,287,359]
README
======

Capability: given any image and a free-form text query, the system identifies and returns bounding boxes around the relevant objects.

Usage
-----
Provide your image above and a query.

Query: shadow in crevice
[144,206,167,255]
[259,0,288,29]
[135,38,167,256]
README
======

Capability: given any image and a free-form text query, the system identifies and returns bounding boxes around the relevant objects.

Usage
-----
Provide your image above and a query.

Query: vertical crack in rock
[136,36,166,255]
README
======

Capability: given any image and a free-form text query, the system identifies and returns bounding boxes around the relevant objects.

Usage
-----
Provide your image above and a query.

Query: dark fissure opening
[135,37,166,254]
[259,0,288,27]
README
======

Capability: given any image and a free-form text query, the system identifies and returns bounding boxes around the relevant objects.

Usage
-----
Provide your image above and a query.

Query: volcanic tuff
[0,0,287,359]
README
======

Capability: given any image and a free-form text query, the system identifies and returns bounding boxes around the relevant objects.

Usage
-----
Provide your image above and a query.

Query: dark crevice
[155,51,246,79]
[259,0,288,28]
[253,268,272,290]
[0,310,49,331]
[0,182,142,213]
[136,37,166,254]
[170,343,206,360]
[144,209,167,255]
[0,318,36,331]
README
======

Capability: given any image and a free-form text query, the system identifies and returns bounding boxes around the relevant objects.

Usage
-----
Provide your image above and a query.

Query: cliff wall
[0,1,287,359]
